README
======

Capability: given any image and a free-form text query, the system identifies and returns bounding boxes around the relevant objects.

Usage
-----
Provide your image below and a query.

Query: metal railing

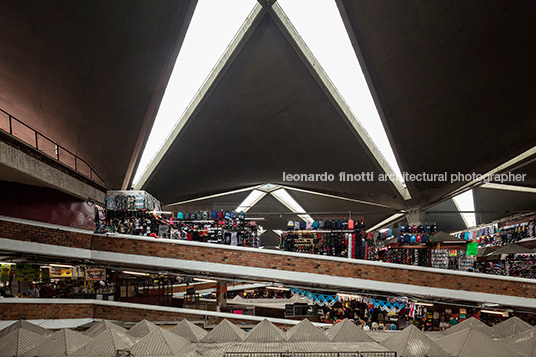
[0,108,105,186]
[225,352,396,357]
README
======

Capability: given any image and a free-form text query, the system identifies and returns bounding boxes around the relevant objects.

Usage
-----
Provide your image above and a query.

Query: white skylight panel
[133,0,256,186]
[453,190,477,228]
[236,189,267,213]
[277,0,405,184]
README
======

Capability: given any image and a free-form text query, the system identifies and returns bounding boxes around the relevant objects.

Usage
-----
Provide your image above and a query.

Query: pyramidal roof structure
[25,328,93,356]
[72,328,137,357]
[381,324,450,357]
[0,319,51,338]
[286,319,329,342]
[0,328,45,356]
[130,327,191,356]
[245,319,287,342]
[325,318,376,342]
[442,317,494,336]
[201,319,247,343]
[437,328,522,357]
[170,320,207,342]
[493,317,533,339]
[83,320,127,337]
[504,328,536,357]
[126,319,159,338]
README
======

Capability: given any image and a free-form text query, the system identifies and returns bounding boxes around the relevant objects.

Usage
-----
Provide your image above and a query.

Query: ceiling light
[453,190,477,228]
[266,286,289,291]
[481,309,506,315]
[49,264,74,268]
[414,302,434,307]
[122,271,148,276]
[193,278,217,283]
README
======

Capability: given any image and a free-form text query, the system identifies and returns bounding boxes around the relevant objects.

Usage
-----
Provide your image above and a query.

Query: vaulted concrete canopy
[0,0,197,188]
[337,0,536,206]
[139,6,407,209]
[473,187,536,225]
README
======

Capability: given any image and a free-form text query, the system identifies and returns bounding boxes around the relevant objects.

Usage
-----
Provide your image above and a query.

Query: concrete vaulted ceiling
[139,5,407,209]
[337,0,536,207]
[0,0,197,189]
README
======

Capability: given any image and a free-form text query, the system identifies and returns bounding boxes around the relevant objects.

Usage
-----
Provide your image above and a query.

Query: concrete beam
[0,140,106,203]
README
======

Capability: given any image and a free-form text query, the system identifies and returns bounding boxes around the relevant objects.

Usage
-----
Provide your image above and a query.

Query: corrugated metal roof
[0,319,51,338]
[130,327,191,356]
[286,319,330,342]
[127,319,159,338]
[505,328,536,357]
[0,328,45,356]
[245,319,287,342]
[365,330,400,342]
[221,341,389,353]
[170,320,207,342]
[437,328,522,357]
[72,328,136,357]
[381,324,450,357]
[201,319,247,343]
[493,317,533,339]
[24,328,93,356]
[442,317,494,336]
[325,318,376,342]
[83,320,126,337]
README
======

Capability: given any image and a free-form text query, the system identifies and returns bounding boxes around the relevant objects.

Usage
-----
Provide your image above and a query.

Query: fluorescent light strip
[273,230,283,236]
[276,0,408,193]
[337,293,362,299]
[414,302,434,307]
[236,189,267,213]
[123,271,148,276]
[133,0,258,187]
[164,185,261,207]
[481,183,536,194]
[266,286,289,291]
[481,309,505,315]
[366,213,405,232]
[49,264,74,268]
[193,278,217,283]
[453,190,477,228]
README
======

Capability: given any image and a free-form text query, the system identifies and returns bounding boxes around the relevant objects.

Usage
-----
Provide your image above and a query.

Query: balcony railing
[0,108,105,186]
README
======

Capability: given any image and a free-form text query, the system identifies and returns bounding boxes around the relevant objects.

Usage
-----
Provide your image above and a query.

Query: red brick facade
[0,301,294,328]
[1,219,535,298]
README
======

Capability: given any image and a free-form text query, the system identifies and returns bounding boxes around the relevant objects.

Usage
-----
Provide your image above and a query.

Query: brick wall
[1,219,536,299]
[0,301,295,328]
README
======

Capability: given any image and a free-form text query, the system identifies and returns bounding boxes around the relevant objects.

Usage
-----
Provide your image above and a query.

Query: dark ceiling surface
[0,0,197,188]
[473,187,536,225]
[142,12,403,208]
[424,199,467,234]
[338,0,536,206]
[162,190,251,213]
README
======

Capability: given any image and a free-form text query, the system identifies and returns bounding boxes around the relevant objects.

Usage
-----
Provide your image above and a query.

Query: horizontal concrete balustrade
[1,216,535,310]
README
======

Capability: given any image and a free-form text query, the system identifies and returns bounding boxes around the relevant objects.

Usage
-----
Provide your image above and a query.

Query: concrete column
[405,209,426,226]
[216,280,227,312]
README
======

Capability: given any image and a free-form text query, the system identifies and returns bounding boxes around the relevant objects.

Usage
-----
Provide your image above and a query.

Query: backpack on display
[422,234,429,243]
[324,220,331,229]
[416,234,422,243]
[348,219,354,229]
[331,220,337,230]
[211,210,218,219]
[218,210,224,219]
[300,221,306,230]
[359,219,366,229]
[398,234,404,243]
[202,211,209,219]
[387,228,393,237]
[238,211,245,220]
[313,220,319,229]
[410,235,416,243]
[424,225,431,233]
[306,221,313,230]
[404,234,411,243]
[431,225,438,233]
[231,210,237,219]
[190,213,197,220]
[224,211,231,220]
[411,225,418,233]
[342,221,349,230]
[399,225,406,233]
[294,221,300,230]
[336,220,343,230]
[288,221,294,230]
[177,212,184,220]
[418,225,424,233]
[195,211,202,220]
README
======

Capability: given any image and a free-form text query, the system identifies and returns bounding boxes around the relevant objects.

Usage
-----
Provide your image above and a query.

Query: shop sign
[85,268,106,281]
[466,242,478,256]
[448,250,458,257]
[49,267,73,278]
[0,264,11,282]
[15,264,40,282]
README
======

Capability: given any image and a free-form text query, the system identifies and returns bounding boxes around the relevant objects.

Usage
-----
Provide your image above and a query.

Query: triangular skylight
[236,189,267,213]
[133,0,257,186]
[277,0,406,187]
[453,189,477,228]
